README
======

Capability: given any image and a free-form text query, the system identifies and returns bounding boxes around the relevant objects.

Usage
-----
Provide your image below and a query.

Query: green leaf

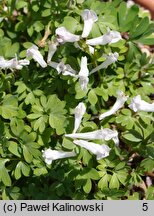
[48,95,67,135]
[5,42,20,58]
[8,141,20,157]
[61,16,80,33]
[33,21,44,32]
[33,116,48,133]
[16,0,27,9]
[116,170,127,185]
[75,82,88,99]
[130,17,150,39]
[98,173,109,189]
[87,168,100,180]
[9,187,21,200]
[115,162,126,171]
[21,162,30,176]
[88,89,98,105]
[140,158,154,172]
[0,159,11,186]
[42,9,51,17]
[10,118,25,136]
[25,92,35,105]
[0,95,18,119]
[123,130,143,143]
[109,173,119,189]
[34,167,48,176]
[27,113,43,119]
[23,145,33,163]
[137,37,154,45]
[146,145,154,159]
[83,178,92,194]
[62,137,75,150]
[14,163,22,180]
[118,2,127,30]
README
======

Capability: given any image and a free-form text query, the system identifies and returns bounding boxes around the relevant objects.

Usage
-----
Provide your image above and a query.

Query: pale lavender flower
[65,128,119,146]
[81,9,98,38]
[26,45,47,68]
[47,40,59,63]
[42,148,76,165]
[99,91,128,120]
[48,61,76,76]
[73,140,111,160]
[78,56,89,91]
[129,95,154,112]
[89,52,119,75]
[73,102,86,134]
[126,0,134,8]
[86,29,122,46]
[0,56,30,70]
[146,176,152,187]
[56,27,80,44]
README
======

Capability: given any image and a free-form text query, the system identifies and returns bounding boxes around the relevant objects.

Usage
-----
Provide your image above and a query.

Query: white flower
[47,40,59,63]
[65,128,119,146]
[126,0,134,8]
[73,140,111,160]
[55,27,80,44]
[78,56,89,91]
[48,61,76,76]
[81,9,98,38]
[99,91,128,120]
[73,102,86,134]
[89,52,119,75]
[26,45,47,68]
[86,29,122,46]
[42,148,76,165]
[129,95,154,112]
[0,56,30,70]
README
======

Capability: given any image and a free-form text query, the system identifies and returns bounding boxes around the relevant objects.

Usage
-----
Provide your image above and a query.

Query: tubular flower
[65,128,119,146]
[42,148,76,165]
[78,56,89,91]
[26,45,47,68]
[48,61,76,76]
[73,102,86,134]
[129,95,154,112]
[73,140,111,160]
[81,9,98,38]
[47,40,59,63]
[86,29,122,46]
[0,56,30,70]
[99,91,128,120]
[89,52,119,75]
[55,27,80,44]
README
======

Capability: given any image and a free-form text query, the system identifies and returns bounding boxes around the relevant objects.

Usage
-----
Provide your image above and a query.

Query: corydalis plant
[86,29,122,46]
[99,91,128,120]
[89,52,119,75]
[66,128,119,146]
[47,40,59,63]
[0,56,29,70]
[73,140,111,160]
[129,95,154,112]
[55,27,80,44]
[81,9,98,38]
[26,45,47,68]
[48,61,76,76]
[73,102,86,134]
[78,56,89,91]
[42,149,76,165]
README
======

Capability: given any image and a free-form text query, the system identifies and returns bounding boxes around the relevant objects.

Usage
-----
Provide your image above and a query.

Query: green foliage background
[0,0,154,200]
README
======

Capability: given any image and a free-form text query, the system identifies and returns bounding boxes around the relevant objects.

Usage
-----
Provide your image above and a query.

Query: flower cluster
[1,8,153,166]
[42,90,154,164]
[0,9,122,91]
